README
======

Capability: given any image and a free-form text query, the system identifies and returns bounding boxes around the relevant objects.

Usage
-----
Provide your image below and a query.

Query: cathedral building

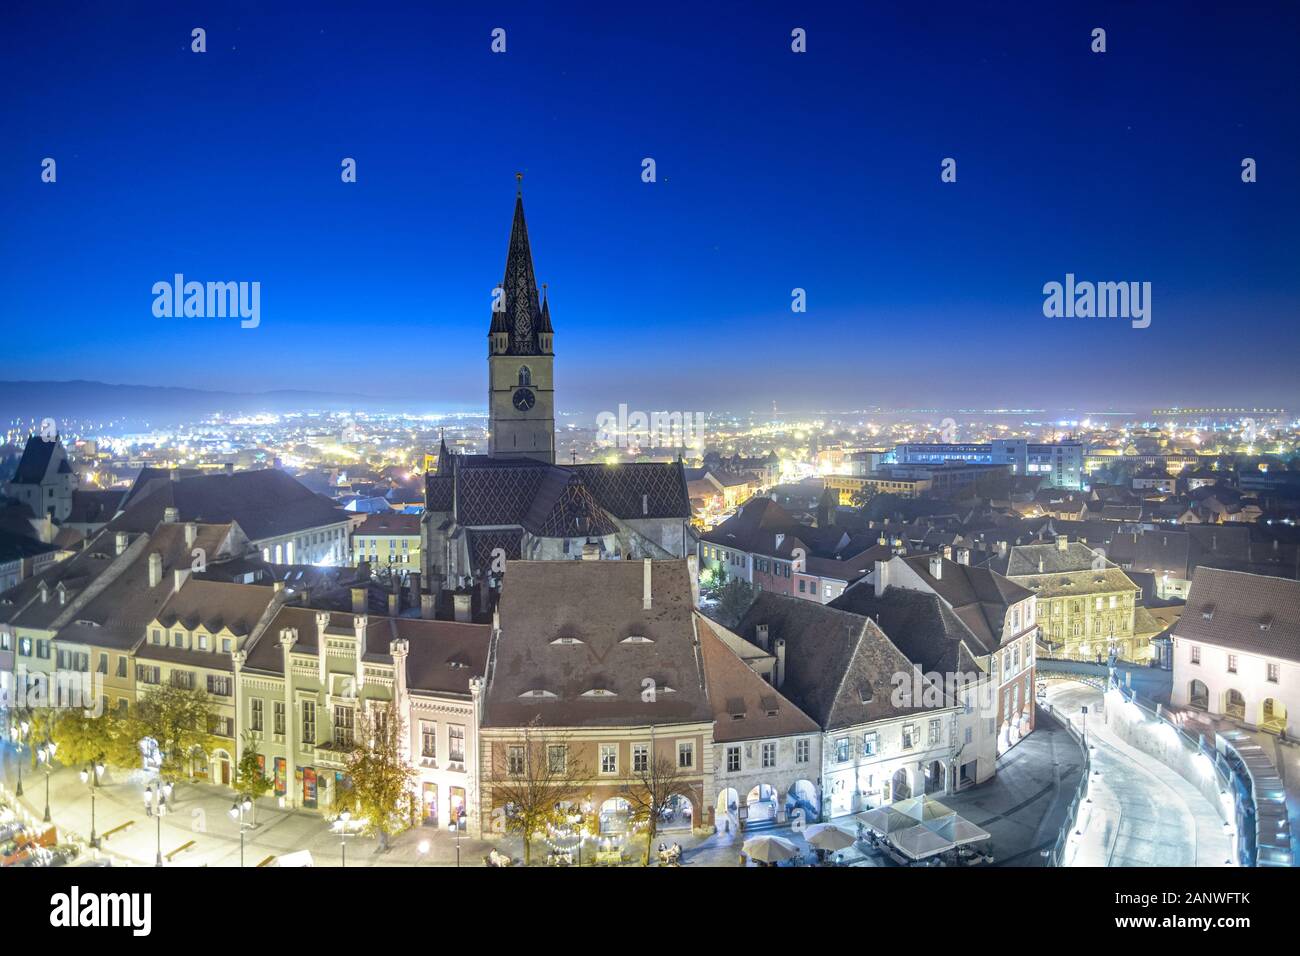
[420,184,694,608]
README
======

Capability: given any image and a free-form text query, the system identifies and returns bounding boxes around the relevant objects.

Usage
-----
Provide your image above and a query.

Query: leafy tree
[50,706,138,770]
[134,684,222,782]
[714,577,756,629]
[488,717,591,866]
[236,733,273,801]
[850,483,877,510]
[339,708,416,851]
[620,752,698,866]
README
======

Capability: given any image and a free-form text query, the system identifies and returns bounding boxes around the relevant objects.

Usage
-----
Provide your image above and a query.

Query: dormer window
[621,635,653,644]
[550,636,584,645]
[581,688,617,698]
[518,689,556,699]
[1202,605,1215,621]
[1260,615,1274,631]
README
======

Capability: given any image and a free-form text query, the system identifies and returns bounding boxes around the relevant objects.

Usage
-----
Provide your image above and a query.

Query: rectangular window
[761,741,777,769]
[172,631,184,648]
[250,697,264,732]
[632,743,648,773]
[97,653,108,674]
[548,745,567,774]
[795,738,810,763]
[302,700,316,745]
[116,656,127,678]
[1191,645,1201,665]
[600,744,617,775]
[928,718,941,746]
[677,741,694,769]
[170,670,194,690]
[421,722,437,759]
[1268,663,1280,684]
[835,737,850,762]
[333,704,354,748]
[902,724,917,750]
[507,745,524,775]
[135,664,160,685]
[449,725,465,763]
[1227,655,1238,674]
[36,639,50,659]
[274,701,285,736]
[726,745,741,773]
[207,675,232,697]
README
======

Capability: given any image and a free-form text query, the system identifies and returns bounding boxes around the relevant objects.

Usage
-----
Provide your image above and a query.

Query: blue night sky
[2,1,1298,414]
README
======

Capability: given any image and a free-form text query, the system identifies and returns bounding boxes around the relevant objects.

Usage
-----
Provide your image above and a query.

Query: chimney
[756,623,769,650]
[1038,556,1045,573]
[351,585,367,614]
[115,531,129,556]
[874,559,890,597]
[1057,535,1069,551]
[173,568,188,593]
[999,540,1008,554]
[775,533,785,550]
[641,493,649,516]
[956,548,970,566]
[169,469,180,482]
[184,523,197,547]
[420,592,436,620]
[642,559,653,610]
[273,580,285,594]
[687,553,700,608]
[163,506,179,523]
[581,542,600,561]
[774,638,786,689]
[387,591,400,617]
[38,581,49,604]
[942,545,952,560]
[148,552,163,587]
[453,592,472,623]
[929,556,943,580]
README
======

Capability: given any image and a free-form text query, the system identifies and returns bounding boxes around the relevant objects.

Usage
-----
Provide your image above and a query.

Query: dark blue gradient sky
[2,1,1297,414]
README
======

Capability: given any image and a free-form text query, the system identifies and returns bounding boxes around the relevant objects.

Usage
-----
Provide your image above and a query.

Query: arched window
[518,366,532,387]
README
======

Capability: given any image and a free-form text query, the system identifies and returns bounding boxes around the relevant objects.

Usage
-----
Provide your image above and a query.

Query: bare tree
[488,716,590,866]
[620,752,698,866]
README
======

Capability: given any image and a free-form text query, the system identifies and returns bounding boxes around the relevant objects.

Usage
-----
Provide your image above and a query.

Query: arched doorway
[715,788,740,835]
[785,779,819,824]
[1188,679,1209,711]
[1224,689,1246,720]
[1262,698,1288,735]
[891,768,911,802]
[598,797,631,835]
[924,760,946,795]
[746,784,778,825]
[661,793,693,831]
[212,749,233,787]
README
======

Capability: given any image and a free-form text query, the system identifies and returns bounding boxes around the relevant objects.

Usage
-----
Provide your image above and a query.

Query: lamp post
[447,809,466,867]
[144,780,173,866]
[36,739,57,823]
[229,795,254,868]
[8,718,31,797]
[79,759,105,849]
[333,809,353,867]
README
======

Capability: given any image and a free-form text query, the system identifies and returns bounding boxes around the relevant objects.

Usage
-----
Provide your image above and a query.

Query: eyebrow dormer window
[518,366,532,387]
[518,689,557,699]
[550,636,584,645]
[621,635,653,644]
[581,688,617,698]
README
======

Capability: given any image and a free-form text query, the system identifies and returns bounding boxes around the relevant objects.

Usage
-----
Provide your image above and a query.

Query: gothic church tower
[487,178,556,463]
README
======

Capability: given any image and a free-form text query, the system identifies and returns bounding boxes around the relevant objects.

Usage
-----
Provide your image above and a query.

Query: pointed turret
[489,175,544,355]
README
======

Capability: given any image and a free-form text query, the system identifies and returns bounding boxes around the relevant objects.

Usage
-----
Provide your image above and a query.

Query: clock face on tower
[512,387,536,411]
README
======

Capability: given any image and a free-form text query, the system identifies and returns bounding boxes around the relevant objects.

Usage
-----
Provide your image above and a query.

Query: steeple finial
[516,171,523,194]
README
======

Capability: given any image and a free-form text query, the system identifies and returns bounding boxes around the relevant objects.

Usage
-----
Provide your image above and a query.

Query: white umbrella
[891,824,952,861]
[892,795,955,822]
[922,815,991,846]
[742,835,801,863]
[804,823,857,851]
[858,806,917,836]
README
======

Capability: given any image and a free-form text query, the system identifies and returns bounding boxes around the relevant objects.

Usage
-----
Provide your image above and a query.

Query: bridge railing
[1041,700,1091,867]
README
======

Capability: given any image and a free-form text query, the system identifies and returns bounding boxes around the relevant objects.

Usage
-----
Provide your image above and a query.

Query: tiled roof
[110,469,347,542]
[698,617,819,743]
[1176,568,1300,664]
[482,559,712,728]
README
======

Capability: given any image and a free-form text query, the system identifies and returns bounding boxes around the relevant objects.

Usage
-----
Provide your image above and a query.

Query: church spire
[489,174,543,354]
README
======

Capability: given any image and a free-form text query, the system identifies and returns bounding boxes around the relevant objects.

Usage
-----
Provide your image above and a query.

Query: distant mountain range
[0,380,404,426]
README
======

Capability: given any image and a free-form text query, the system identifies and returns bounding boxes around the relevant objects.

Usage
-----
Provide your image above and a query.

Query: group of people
[657,842,683,865]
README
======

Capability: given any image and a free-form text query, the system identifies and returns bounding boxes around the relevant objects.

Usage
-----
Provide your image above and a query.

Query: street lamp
[333,809,354,867]
[144,781,173,866]
[447,809,466,867]
[78,759,105,849]
[36,739,57,823]
[228,796,254,867]
[8,718,31,797]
